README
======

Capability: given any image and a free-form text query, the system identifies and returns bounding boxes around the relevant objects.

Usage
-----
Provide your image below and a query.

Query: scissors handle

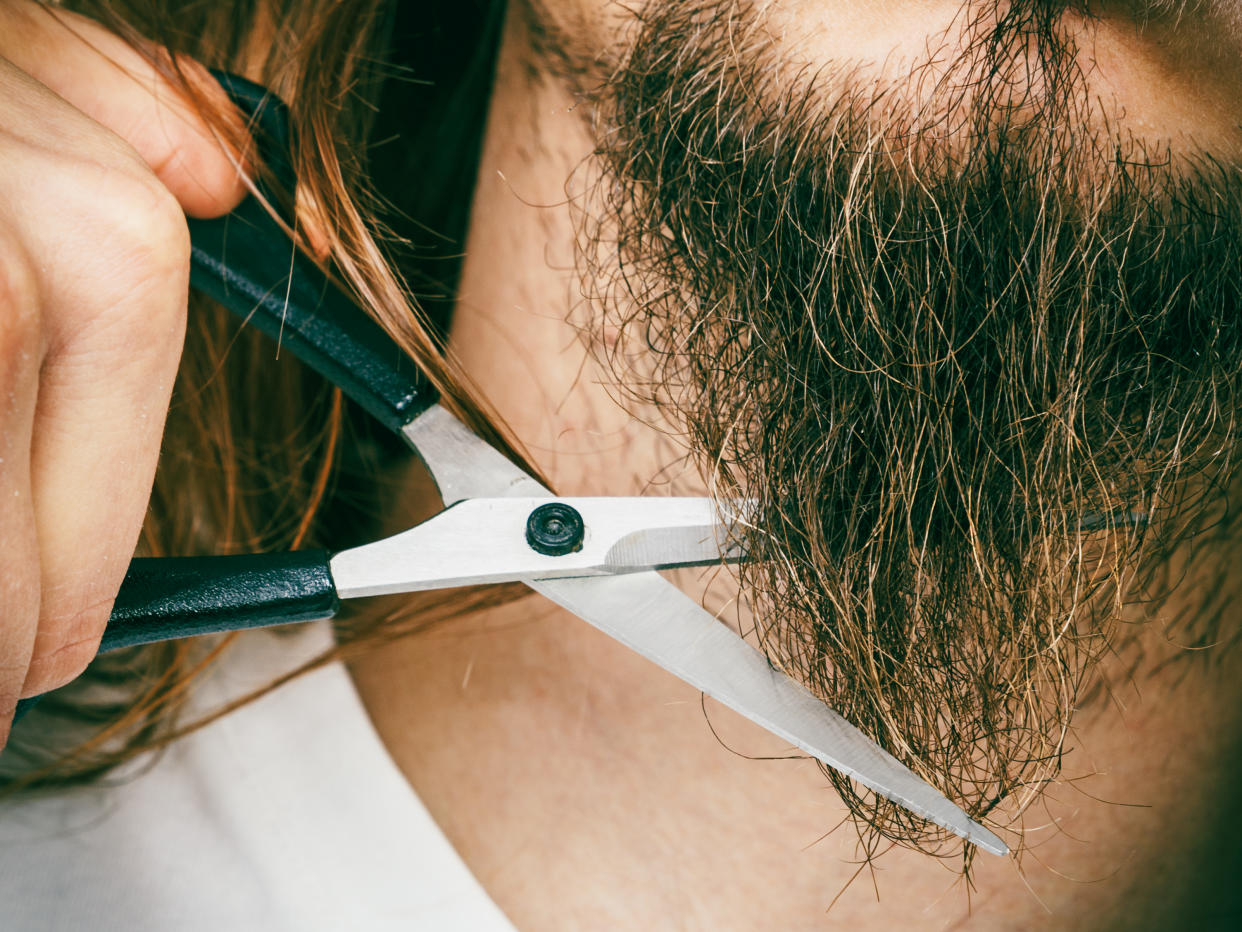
[11,550,338,721]
[101,552,340,652]
[11,74,418,723]
[187,73,439,434]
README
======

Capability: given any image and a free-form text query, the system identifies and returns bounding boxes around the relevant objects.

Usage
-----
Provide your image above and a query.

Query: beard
[573,0,1242,854]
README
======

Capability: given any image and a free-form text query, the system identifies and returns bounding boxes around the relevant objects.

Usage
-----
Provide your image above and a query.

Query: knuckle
[80,170,191,339]
[120,175,192,280]
[0,232,41,353]
[93,169,191,279]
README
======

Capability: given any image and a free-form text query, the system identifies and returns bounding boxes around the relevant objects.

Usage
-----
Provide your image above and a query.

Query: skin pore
[348,1,1242,927]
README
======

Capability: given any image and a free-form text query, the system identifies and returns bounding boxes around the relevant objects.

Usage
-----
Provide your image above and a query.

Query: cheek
[774,1,1242,161]
[1075,11,1242,160]
[760,0,967,76]
[526,0,634,71]
[545,0,1242,162]
[545,1,979,70]
[529,0,965,82]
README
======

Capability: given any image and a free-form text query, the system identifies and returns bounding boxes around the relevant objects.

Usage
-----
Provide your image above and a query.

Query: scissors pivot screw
[526,503,585,556]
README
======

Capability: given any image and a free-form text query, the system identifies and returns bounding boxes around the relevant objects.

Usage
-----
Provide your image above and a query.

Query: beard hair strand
[574,0,1242,859]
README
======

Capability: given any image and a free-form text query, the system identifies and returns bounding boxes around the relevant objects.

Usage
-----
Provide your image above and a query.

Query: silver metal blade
[403,404,548,504]
[330,496,745,599]
[401,405,1007,855]
[526,572,1007,856]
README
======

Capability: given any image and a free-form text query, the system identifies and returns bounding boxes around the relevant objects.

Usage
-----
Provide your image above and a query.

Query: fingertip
[18,600,111,699]
[164,55,252,218]
[3,5,254,218]
[155,133,249,220]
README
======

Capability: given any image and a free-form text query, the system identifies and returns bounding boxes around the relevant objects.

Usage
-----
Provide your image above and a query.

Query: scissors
[16,74,1006,857]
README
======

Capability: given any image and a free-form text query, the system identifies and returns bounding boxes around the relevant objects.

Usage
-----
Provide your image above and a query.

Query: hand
[0,0,247,746]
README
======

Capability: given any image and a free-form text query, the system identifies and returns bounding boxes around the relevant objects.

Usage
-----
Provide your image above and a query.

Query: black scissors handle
[188,73,439,434]
[100,553,339,652]
[138,75,435,635]
[11,75,434,721]
[14,556,339,721]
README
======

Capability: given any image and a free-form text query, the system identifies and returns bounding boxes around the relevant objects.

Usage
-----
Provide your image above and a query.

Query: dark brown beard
[576,0,1242,856]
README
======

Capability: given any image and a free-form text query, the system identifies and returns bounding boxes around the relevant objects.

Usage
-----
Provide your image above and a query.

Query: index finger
[0,0,249,218]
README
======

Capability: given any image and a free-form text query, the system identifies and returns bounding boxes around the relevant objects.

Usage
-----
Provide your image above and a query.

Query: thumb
[0,1,249,218]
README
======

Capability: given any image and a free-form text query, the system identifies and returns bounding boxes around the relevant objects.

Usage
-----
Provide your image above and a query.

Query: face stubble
[570,0,1242,857]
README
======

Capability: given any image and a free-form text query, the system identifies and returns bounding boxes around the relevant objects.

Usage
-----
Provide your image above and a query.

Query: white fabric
[0,624,517,932]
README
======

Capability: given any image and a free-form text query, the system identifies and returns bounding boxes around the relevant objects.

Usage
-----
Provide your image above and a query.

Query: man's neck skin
[346,7,1242,928]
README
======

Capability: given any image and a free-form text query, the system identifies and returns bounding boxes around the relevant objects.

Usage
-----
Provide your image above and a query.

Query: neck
[445,26,680,498]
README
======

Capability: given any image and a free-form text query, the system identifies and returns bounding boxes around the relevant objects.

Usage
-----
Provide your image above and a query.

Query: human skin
[347,1,1242,928]
[0,0,246,746]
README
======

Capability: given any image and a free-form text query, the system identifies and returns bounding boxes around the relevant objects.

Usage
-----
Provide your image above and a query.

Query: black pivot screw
[526,503,585,557]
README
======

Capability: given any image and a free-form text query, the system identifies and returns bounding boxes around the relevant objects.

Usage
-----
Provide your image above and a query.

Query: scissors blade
[528,572,1007,856]
[402,405,1007,855]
